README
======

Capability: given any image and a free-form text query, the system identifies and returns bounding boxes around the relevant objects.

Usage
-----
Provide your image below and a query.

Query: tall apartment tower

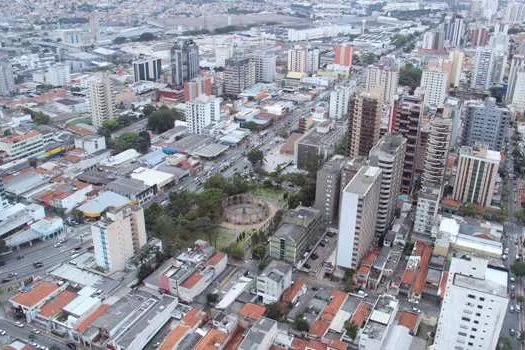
[287,45,320,74]
[133,57,162,82]
[336,165,382,269]
[334,44,353,66]
[365,64,399,103]
[87,73,117,129]
[422,29,444,51]
[329,85,353,120]
[512,69,525,114]
[347,92,381,158]
[185,96,221,134]
[223,57,256,95]
[462,98,509,152]
[170,39,200,88]
[448,49,464,88]
[420,68,448,107]
[0,62,14,96]
[453,146,500,207]
[471,48,494,91]
[443,13,465,48]
[253,52,276,83]
[506,55,525,102]
[414,109,452,236]
[91,205,147,273]
[391,94,423,194]
[314,155,345,225]
[434,257,509,350]
[0,179,9,210]
[368,134,406,238]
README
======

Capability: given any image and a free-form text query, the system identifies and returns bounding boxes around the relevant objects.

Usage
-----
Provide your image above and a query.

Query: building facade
[471,48,494,91]
[170,40,200,88]
[256,260,293,304]
[223,57,256,95]
[334,44,353,66]
[287,45,320,74]
[314,155,345,225]
[253,52,276,83]
[462,98,509,152]
[87,74,117,128]
[0,62,14,96]
[133,57,162,82]
[185,95,221,134]
[347,92,382,158]
[420,68,448,107]
[365,64,399,103]
[507,55,525,103]
[329,85,353,120]
[0,130,45,163]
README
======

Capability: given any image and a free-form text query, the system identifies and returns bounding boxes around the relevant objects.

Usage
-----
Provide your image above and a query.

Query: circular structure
[222,194,271,226]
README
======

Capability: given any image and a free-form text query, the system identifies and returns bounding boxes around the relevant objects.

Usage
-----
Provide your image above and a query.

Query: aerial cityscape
[0,0,524,349]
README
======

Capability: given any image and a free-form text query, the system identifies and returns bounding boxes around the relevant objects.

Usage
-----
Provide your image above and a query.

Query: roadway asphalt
[0,318,68,349]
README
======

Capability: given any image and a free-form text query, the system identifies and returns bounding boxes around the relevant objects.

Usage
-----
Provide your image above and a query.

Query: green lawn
[67,117,92,125]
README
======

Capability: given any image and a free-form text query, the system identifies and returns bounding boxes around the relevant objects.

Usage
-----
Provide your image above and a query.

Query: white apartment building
[0,62,14,96]
[420,68,448,107]
[506,55,524,102]
[337,165,382,269]
[365,64,399,103]
[185,95,221,134]
[32,64,71,87]
[434,257,509,350]
[329,85,353,120]
[359,295,400,350]
[512,69,525,114]
[256,260,292,304]
[253,52,276,83]
[87,74,117,128]
[448,49,464,88]
[287,46,320,74]
[471,48,494,91]
[0,130,45,163]
[91,205,147,273]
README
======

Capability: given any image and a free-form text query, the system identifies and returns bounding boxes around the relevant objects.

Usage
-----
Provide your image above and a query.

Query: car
[66,343,77,350]
[311,253,319,260]
[412,307,421,313]
[511,276,516,282]
[511,328,517,336]
[31,329,40,334]
[54,243,62,248]
[0,261,5,266]
[303,263,311,269]
[15,321,24,328]
[511,305,515,312]
[517,304,521,312]
[319,242,326,248]
[7,272,17,278]
[0,329,6,336]
[511,292,516,299]
[326,231,336,238]
[33,262,43,268]
[511,284,516,291]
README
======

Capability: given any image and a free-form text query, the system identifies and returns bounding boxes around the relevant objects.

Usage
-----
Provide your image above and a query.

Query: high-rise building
[0,130,45,163]
[287,45,320,74]
[0,179,9,210]
[314,155,345,225]
[185,95,221,134]
[32,64,71,87]
[506,55,525,102]
[89,13,100,43]
[490,52,507,85]
[170,40,200,88]
[340,157,366,195]
[422,29,444,51]
[365,64,399,103]
[448,49,464,88]
[369,134,406,238]
[223,57,256,95]
[453,146,500,207]
[414,109,452,236]
[329,85,353,120]
[87,74,116,128]
[471,48,494,91]
[420,68,448,107]
[133,57,162,82]
[469,25,490,47]
[511,69,525,114]
[463,98,509,151]
[347,92,382,158]
[295,121,345,171]
[443,14,465,48]
[334,44,353,66]
[391,94,424,193]
[91,205,147,273]
[0,62,14,96]
[253,52,276,83]
[434,256,509,350]
[183,76,213,101]
[505,2,525,23]
[337,166,382,269]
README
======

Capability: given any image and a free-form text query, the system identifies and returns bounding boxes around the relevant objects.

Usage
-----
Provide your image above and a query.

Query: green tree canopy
[247,148,264,166]
[511,261,525,277]
[113,36,127,44]
[147,106,183,134]
[293,316,309,332]
[399,63,422,92]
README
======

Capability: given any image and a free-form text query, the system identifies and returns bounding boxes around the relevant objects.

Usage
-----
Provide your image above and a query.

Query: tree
[137,32,157,42]
[206,293,219,304]
[71,209,84,224]
[147,107,183,133]
[152,214,176,238]
[196,188,225,221]
[360,53,378,65]
[498,336,513,350]
[168,191,195,218]
[511,261,525,277]
[266,302,286,321]
[113,36,127,44]
[334,134,348,155]
[142,104,156,117]
[458,203,477,217]
[247,148,264,166]
[517,295,525,304]
[399,63,422,92]
[137,263,154,281]
[230,243,245,259]
[293,316,309,332]
[135,131,151,154]
[345,321,360,340]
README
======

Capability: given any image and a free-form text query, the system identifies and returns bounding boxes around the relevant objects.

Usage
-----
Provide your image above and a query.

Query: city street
[0,318,67,349]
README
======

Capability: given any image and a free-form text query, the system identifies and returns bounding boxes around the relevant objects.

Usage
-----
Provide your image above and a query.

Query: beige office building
[453,146,500,207]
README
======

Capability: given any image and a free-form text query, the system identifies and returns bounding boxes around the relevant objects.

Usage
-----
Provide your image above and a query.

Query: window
[477,305,483,309]
[472,328,477,332]
[461,317,470,322]
[479,297,485,301]
[470,335,475,339]
[458,332,467,337]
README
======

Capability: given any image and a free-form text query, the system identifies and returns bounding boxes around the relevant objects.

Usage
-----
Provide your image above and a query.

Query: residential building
[462,98,509,151]
[469,25,490,48]
[268,206,324,264]
[0,179,8,210]
[178,252,227,303]
[471,48,494,91]
[314,155,345,224]
[87,73,116,128]
[329,85,352,120]
[74,135,106,155]
[253,52,276,83]
[337,165,382,269]
[369,134,406,237]
[32,64,71,87]
[90,205,147,273]
[105,177,157,206]
[0,130,45,163]
[420,68,448,107]
[185,95,221,134]
[448,48,464,88]
[422,29,444,51]
[238,317,278,350]
[347,91,382,158]
[183,76,213,101]
[359,295,399,350]
[133,56,162,82]
[294,121,345,171]
[506,55,525,103]
[287,45,320,74]
[170,39,199,88]
[334,44,353,66]
[505,2,525,23]
[391,94,424,193]
[414,109,452,236]
[256,260,293,304]
[443,13,465,48]
[434,256,509,350]
[0,61,14,96]
[491,52,507,86]
[453,146,500,207]
[365,64,399,103]
[223,57,256,95]
[511,68,525,114]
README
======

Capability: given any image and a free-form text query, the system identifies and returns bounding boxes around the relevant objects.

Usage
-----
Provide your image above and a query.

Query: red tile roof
[410,241,433,296]
[10,282,59,308]
[328,339,348,350]
[159,325,191,350]
[206,252,226,267]
[39,290,77,318]
[76,304,109,333]
[238,303,267,321]
[180,272,203,289]
[281,278,305,304]
[350,302,372,327]
[397,311,420,333]
[438,270,449,298]
[182,307,205,328]
[0,130,40,144]
[223,325,245,350]
[194,329,228,350]
[310,290,347,337]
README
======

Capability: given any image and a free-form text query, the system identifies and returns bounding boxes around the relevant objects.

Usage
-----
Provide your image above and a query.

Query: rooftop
[38,290,77,319]
[239,317,277,350]
[10,281,59,308]
[459,145,501,162]
[344,165,382,195]
[105,177,149,197]
[238,303,267,321]
[78,191,130,217]
[194,329,228,350]
[0,130,40,144]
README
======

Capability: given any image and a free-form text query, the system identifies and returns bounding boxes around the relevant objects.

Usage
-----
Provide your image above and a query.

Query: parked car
[15,322,24,328]
[33,262,43,268]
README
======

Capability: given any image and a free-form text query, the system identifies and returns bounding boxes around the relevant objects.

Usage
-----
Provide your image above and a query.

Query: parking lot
[301,230,338,279]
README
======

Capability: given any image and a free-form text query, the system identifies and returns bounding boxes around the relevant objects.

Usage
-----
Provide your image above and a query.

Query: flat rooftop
[344,165,381,195]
